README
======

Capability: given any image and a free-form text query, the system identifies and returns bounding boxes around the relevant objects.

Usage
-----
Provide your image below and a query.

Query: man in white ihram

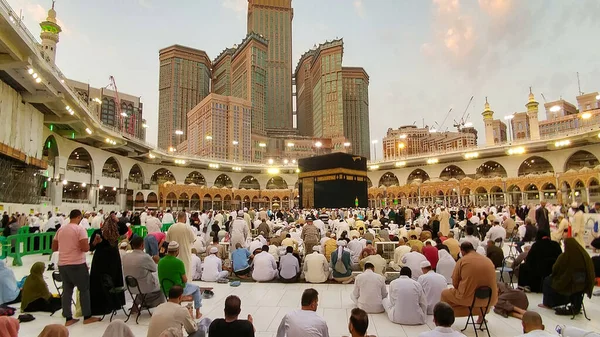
[201,246,229,282]
[417,260,448,315]
[252,244,278,282]
[383,266,427,325]
[277,288,329,337]
[351,262,387,313]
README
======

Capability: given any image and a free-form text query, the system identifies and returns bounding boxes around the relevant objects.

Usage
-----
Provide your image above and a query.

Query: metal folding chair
[461,286,492,337]
[124,275,153,324]
[101,274,130,322]
[496,256,515,285]
[51,271,75,315]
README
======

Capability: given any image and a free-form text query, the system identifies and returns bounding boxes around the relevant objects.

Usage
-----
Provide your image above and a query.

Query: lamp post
[397,142,405,159]
[315,141,322,156]
[232,140,238,162]
[549,105,562,134]
[504,114,514,142]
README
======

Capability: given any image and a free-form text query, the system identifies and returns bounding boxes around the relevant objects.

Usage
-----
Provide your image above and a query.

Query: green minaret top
[40,1,61,36]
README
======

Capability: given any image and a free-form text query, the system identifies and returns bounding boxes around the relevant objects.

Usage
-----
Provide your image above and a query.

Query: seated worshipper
[276,288,329,337]
[359,240,377,259]
[515,311,554,337]
[512,244,530,279]
[256,219,271,238]
[422,241,439,270]
[363,227,375,242]
[202,246,229,282]
[331,240,354,283]
[418,302,467,337]
[122,237,165,310]
[383,267,427,325]
[323,233,338,262]
[351,262,387,313]
[281,234,299,253]
[378,228,391,242]
[518,229,562,293]
[486,220,507,244]
[407,235,424,252]
[38,324,69,337]
[494,282,529,319]
[347,308,374,337]
[191,249,202,281]
[207,235,226,261]
[0,260,21,306]
[389,238,411,271]
[20,262,61,313]
[516,218,537,254]
[147,286,203,337]
[402,246,428,280]
[303,246,331,283]
[348,235,366,266]
[359,253,387,275]
[252,245,278,282]
[459,226,480,250]
[441,242,498,323]
[248,237,263,256]
[208,295,254,337]
[231,243,252,278]
[443,232,460,260]
[157,241,203,319]
[436,247,456,284]
[119,241,129,258]
[551,214,569,242]
[540,237,595,315]
[417,260,448,315]
[485,239,504,268]
[279,246,301,283]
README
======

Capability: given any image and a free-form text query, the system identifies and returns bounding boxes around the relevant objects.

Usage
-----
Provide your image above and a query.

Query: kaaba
[298,152,368,209]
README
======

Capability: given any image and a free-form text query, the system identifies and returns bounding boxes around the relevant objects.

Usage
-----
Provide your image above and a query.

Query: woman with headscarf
[88,215,126,316]
[38,324,69,337]
[541,238,595,315]
[0,260,21,306]
[20,262,61,313]
[493,282,529,319]
[331,240,353,283]
[101,319,135,337]
[517,229,562,293]
[0,317,19,337]
[436,247,456,284]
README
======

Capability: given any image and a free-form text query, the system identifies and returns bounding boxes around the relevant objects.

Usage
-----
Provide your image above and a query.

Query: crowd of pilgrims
[0,201,599,337]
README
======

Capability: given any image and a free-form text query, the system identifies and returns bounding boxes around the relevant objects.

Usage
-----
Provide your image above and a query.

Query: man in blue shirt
[231,243,252,278]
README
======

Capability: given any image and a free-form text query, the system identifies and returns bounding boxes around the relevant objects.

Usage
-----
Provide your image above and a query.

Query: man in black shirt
[208,295,254,337]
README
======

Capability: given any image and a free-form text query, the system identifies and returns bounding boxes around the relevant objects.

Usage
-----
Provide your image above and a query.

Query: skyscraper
[342,67,370,158]
[247,0,294,134]
[158,45,211,150]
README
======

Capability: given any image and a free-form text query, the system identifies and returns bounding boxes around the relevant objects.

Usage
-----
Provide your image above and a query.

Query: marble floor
[7,254,600,337]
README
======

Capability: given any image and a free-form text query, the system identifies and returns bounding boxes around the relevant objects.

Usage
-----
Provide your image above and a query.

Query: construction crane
[453,96,474,131]
[106,76,135,136]
[438,108,453,132]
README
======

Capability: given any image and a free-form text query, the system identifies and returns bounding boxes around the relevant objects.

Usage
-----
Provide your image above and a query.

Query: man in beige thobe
[166,211,196,278]
[439,207,450,237]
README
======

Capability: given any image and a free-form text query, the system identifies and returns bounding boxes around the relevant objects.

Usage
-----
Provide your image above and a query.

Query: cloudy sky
[7,0,600,159]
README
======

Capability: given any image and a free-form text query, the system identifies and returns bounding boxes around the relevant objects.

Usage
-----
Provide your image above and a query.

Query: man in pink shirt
[52,209,101,326]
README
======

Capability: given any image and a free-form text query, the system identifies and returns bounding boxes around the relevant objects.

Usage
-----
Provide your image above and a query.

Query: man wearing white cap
[402,246,428,280]
[157,241,203,319]
[202,246,229,282]
[231,210,250,249]
[417,260,447,315]
[383,266,427,325]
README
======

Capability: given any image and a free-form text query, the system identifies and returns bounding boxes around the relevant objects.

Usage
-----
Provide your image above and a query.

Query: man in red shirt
[422,241,439,270]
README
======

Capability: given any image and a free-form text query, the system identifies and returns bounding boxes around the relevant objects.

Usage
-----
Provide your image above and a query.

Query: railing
[63,198,91,204]
[0,232,55,266]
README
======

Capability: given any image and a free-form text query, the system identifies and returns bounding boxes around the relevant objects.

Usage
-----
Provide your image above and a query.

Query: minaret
[39,1,61,63]
[526,87,540,140]
[482,97,495,145]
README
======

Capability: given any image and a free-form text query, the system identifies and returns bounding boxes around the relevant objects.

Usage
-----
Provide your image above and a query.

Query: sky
[7,0,600,159]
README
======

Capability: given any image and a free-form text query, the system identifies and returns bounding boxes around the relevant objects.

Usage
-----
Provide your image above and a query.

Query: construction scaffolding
[0,155,44,204]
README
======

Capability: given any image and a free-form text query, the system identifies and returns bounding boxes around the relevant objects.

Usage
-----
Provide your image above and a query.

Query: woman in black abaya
[89,214,126,316]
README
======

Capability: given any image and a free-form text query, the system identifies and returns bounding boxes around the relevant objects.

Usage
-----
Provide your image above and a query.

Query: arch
[564,150,600,171]
[378,172,399,187]
[589,178,600,202]
[134,192,144,208]
[185,171,206,186]
[490,186,503,193]
[191,193,200,210]
[151,168,176,185]
[367,177,373,188]
[102,157,121,179]
[542,183,558,202]
[475,187,488,194]
[439,165,466,181]
[128,164,144,184]
[202,194,213,210]
[266,176,288,189]
[166,192,177,209]
[42,135,59,165]
[147,192,158,208]
[239,175,260,189]
[524,183,540,201]
[518,156,554,176]
[213,194,223,210]
[67,147,93,175]
[476,161,507,178]
[214,174,233,188]
[407,169,430,184]
[223,194,232,210]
